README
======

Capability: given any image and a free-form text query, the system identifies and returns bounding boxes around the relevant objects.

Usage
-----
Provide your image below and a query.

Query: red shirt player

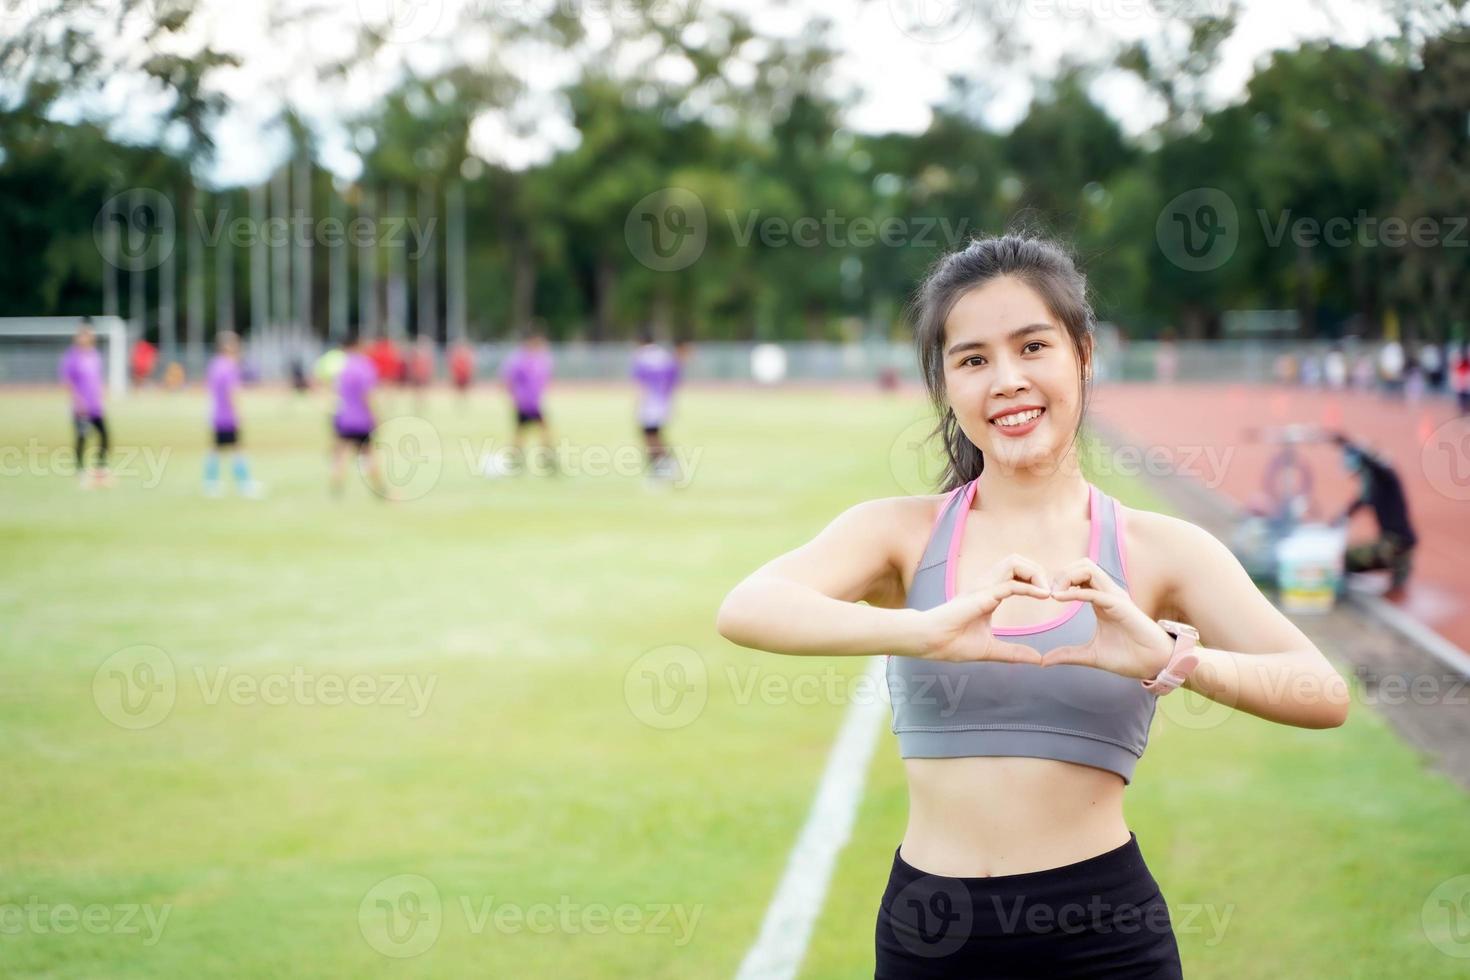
[368,336,404,385]
[409,336,435,387]
[130,337,157,385]
[449,340,475,395]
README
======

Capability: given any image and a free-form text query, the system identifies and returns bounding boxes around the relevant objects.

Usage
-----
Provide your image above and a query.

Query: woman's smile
[989,404,1047,438]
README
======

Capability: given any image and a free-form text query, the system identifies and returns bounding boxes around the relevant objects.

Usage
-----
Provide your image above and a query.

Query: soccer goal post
[0,316,130,397]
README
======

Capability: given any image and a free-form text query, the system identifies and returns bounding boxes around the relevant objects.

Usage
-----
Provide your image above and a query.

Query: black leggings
[874,832,1183,979]
[73,414,108,468]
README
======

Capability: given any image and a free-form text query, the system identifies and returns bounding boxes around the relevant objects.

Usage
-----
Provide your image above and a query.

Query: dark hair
[911,233,1096,492]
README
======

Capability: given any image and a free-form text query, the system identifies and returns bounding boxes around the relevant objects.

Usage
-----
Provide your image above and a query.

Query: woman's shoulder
[1115,501,1237,602]
[836,491,953,531]
[823,492,957,567]
[1116,502,1226,553]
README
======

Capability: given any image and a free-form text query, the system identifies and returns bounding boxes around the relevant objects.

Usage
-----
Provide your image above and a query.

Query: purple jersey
[60,344,105,417]
[631,345,681,426]
[207,354,240,430]
[335,352,378,434]
[501,347,552,413]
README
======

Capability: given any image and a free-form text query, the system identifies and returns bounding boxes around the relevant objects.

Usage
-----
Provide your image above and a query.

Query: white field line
[733,655,889,980]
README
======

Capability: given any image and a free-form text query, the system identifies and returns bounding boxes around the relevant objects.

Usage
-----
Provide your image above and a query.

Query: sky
[35,0,1407,187]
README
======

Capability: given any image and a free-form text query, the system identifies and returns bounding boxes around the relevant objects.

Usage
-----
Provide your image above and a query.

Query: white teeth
[993,408,1043,427]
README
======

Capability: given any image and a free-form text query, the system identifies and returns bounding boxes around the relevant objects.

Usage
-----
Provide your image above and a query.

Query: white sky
[37,0,1405,186]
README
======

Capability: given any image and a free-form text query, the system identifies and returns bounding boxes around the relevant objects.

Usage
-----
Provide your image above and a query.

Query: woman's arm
[715,497,934,657]
[1157,514,1351,729]
[716,497,1054,663]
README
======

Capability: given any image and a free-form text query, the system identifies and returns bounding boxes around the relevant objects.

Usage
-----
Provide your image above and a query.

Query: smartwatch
[1141,619,1201,696]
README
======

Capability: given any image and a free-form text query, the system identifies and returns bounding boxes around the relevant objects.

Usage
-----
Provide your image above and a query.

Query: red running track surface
[1090,382,1470,653]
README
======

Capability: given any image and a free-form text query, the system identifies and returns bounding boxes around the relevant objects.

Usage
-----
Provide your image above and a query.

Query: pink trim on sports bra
[1113,496,1131,586]
[887,485,969,666]
[944,480,1102,636]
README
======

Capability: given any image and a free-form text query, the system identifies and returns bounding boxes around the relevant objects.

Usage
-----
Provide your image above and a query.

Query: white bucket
[1274,523,1348,614]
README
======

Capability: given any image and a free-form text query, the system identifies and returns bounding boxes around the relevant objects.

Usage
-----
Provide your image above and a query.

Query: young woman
[716,234,1350,978]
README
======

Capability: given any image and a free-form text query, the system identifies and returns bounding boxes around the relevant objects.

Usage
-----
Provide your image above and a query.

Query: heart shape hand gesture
[918,555,1052,665]
[919,555,1174,682]
[1039,558,1174,681]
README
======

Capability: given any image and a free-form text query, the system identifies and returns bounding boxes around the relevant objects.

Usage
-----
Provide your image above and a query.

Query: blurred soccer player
[59,317,111,489]
[497,327,555,475]
[330,331,389,499]
[449,339,475,409]
[1453,342,1470,415]
[408,334,435,414]
[203,331,263,498]
[630,332,688,485]
[129,335,157,387]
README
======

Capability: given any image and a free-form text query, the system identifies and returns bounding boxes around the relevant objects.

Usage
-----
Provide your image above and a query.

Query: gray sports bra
[885,479,1158,784]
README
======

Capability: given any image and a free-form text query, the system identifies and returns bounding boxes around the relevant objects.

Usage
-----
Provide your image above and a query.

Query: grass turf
[0,384,1465,978]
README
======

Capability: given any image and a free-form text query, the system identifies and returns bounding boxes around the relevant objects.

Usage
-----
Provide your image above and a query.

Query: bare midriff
[899,755,1130,877]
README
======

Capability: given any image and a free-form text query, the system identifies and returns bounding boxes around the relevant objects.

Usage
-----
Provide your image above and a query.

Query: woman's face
[940,275,1087,471]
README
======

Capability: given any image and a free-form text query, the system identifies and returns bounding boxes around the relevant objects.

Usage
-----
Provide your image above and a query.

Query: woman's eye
[962,356,986,367]
[1023,341,1046,354]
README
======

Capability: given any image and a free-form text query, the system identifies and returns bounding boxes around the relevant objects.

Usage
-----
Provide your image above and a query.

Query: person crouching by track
[330,329,390,500]
[716,233,1350,980]
[1330,433,1417,601]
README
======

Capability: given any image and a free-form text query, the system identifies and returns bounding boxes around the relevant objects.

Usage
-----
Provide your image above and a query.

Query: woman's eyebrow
[946,323,1056,356]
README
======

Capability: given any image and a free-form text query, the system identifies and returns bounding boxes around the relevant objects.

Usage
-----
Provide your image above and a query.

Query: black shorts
[642,424,662,437]
[515,408,544,427]
[72,412,104,435]
[874,832,1183,978]
[213,427,240,448]
[333,419,374,447]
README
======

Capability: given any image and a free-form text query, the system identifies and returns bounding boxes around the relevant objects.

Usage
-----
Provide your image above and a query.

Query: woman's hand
[918,555,1053,665]
[1040,558,1175,681]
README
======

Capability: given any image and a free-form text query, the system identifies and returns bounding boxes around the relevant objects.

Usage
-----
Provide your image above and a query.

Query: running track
[1090,383,1470,654]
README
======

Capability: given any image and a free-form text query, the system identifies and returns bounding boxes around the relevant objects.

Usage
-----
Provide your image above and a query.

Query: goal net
[0,316,130,397]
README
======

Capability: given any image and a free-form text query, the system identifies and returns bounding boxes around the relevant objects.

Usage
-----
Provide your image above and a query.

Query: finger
[985,637,1044,665]
[954,578,1046,616]
[978,577,1051,613]
[990,553,1049,591]
[1050,558,1121,596]
[1039,643,1095,668]
[1048,585,1118,611]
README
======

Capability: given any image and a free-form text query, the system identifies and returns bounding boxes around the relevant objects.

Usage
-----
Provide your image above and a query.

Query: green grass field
[2,384,1468,978]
